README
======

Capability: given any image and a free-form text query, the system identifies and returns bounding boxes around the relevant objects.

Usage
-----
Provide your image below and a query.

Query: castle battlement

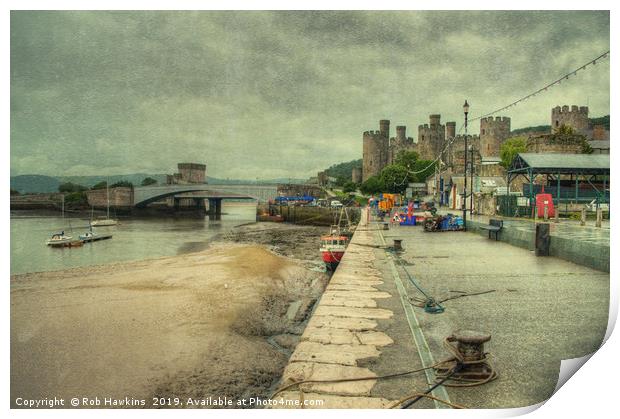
[552,105,589,115]
[480,116,511,124]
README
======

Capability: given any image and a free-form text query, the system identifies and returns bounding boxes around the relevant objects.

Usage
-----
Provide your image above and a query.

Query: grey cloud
[10,10,609,178]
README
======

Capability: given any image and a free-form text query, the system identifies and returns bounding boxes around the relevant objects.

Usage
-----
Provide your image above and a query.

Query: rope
[270,360,449,398]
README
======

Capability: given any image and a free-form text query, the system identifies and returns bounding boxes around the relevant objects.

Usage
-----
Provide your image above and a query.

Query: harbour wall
[466,219,609,272]
[270,205,361,226]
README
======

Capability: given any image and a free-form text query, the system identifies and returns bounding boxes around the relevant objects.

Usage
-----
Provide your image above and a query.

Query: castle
[361,104,609,182]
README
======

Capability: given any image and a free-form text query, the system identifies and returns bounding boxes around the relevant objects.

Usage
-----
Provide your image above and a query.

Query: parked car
[330,200,343,208]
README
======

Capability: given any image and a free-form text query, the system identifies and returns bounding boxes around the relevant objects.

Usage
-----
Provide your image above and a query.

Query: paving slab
[306,315,378,331]
[280,362,378,396]
[314,305,393,320]
[289,341,381,366]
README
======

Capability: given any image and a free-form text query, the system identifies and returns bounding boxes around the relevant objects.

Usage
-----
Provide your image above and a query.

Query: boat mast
[106,178,110,219]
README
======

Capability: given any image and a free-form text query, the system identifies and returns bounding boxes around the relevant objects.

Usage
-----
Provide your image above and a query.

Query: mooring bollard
[393,239,403,251]
[580,208,586,226]
[383,223,389,230]
[434,330,497,386]
[535,223,550,256]
[596,208,602,228]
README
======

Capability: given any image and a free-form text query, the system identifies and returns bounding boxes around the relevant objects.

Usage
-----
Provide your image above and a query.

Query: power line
[387,50,610,189]
[469,50,609,122]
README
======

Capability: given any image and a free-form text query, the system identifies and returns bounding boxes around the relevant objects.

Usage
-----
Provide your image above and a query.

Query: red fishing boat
[320,234,349,271]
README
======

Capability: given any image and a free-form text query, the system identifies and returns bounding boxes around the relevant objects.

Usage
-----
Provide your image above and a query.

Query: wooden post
[580,208,586,226]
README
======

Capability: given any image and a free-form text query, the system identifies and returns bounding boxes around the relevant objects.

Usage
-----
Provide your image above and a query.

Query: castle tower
[417,114,446,161]
[388,125,416,165]
[396,125,406,141]
[362,120,390,181]
[446,121,456,139]
[379,119,390,139]
[551,105,589,135]
[479,116,511,158]
[177,163,207,184]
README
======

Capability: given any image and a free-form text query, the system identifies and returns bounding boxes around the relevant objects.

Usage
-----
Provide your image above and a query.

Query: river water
[10,202,257,275]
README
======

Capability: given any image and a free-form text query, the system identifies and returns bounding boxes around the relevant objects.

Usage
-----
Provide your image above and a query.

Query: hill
[324,159,363,181]
[10,175,61,194]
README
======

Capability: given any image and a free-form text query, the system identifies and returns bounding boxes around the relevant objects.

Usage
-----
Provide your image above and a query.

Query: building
[362,120,390,181]
[166,163,207,185]
[351,167,363,183]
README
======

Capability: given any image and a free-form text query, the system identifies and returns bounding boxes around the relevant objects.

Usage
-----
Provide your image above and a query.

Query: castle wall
[86,187,133,208]
[525,134,584,154]
[448,135,481,174]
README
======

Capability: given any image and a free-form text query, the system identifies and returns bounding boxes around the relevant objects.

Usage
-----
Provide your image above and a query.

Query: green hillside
[324,159,362,182]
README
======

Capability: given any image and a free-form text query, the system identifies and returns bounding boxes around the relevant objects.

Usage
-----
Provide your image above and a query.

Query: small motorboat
[46,233,73,246]
[46,232,73,247]
[320,234,349,271]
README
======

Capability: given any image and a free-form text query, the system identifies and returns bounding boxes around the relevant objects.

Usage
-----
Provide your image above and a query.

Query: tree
[110,180,133,188]
[359,176,384,196]
[141,177,158,186]
[379,164,412,194]
[500,137,527,169]
[58,182,87,193]
[394,150,420,169]
[64,191,88,205]
[410,160,436,182]
[342,181,357,193]
[91,181,108,190]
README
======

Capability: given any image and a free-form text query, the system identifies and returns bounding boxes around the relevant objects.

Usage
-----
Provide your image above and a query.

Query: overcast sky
[10,11,610,179]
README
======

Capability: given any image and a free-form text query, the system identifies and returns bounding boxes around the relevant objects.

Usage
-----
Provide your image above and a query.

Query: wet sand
[11,222,329,408]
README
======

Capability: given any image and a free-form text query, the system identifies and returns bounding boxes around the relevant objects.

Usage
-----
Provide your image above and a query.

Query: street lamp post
[463,100,469,231]
[469,144,474,215]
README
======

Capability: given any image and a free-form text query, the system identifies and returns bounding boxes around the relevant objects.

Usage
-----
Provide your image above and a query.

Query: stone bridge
[87,184,279,219]
[132,184,278,207]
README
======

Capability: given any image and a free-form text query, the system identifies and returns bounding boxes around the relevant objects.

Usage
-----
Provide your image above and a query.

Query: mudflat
[11,225,329,408]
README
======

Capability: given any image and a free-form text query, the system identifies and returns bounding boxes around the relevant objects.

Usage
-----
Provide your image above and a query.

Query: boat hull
[91,219,118,227]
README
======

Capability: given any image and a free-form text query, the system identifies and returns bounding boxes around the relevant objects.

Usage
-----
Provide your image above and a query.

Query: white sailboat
[91,180,118,226]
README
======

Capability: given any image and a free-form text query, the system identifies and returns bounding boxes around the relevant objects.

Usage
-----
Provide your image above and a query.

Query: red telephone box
[535,193,555,218]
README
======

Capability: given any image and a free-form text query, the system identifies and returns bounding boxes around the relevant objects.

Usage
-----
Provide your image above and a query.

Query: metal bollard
[434,330,497,385]
[383,223,389,230]
[580,208,586,226]
[596,208,602,228]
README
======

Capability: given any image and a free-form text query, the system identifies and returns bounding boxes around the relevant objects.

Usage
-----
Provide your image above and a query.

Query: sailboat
[91,180,118,226]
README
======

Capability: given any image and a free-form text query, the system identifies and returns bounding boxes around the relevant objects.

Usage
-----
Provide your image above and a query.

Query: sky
[10,10,610,179]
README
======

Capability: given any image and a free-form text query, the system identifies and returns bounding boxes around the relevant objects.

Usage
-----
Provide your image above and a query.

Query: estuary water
[10,202,257,275]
